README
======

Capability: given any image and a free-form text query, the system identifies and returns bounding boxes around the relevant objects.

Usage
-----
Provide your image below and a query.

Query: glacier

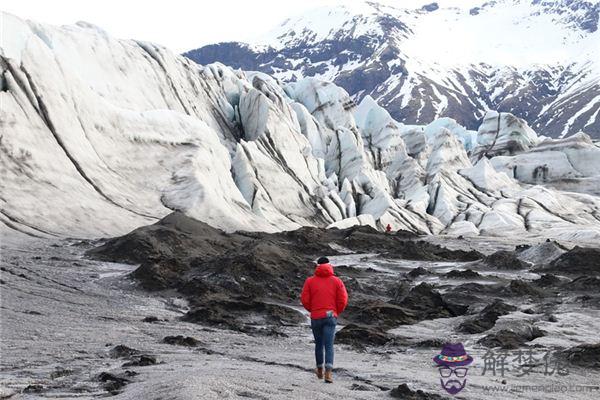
[1,12,600,242]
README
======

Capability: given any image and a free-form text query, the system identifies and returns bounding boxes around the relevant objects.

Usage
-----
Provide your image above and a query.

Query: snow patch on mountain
[185,0,600,139]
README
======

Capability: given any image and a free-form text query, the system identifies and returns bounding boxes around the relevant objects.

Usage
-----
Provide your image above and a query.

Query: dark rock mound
[545,246,600,276]
[483,250,529,270]
[388,280,411,303]
[336,324,393,347]
[564,276,600,290]
[502,280,544,297]
[335,228,481,262]
[383,241,483,262]
[445,282,496,303]
[533,274,561,287]
[444,269,481,279]
[390,383,445,399]
[98,372,132,394]
[143,316,159,323]
[109,345,140,359]
[458,300,517,334]
[23,384,44,393]
[122,355,157,367]
[87,212,484,332]
[397,283,468,320]
[162,335,200,347]
[406,267,432,279]
[344,299,417,328]
[478,327,545,349]
[131,260,189,291]
[180,241,311,301]
[87,212,249,264]
[182,298,304,333]
[559,343,600,369]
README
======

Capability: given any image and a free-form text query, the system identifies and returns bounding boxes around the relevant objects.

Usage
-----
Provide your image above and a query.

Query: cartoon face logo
[433,343,473,395]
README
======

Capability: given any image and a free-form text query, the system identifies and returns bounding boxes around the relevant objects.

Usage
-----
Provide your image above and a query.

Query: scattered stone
[143,316,159,323]
[122,355,157,367]
[389,383,445,399]
[162,335,200,347]
[478,327,545,349]
[559,343,600,369]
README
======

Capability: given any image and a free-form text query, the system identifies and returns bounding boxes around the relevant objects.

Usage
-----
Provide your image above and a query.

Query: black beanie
[317,256,329,265]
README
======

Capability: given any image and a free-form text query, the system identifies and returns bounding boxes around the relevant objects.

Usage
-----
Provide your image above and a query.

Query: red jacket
[301,263,348,319]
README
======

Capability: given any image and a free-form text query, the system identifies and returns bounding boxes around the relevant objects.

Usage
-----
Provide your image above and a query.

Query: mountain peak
[184,0,600,138]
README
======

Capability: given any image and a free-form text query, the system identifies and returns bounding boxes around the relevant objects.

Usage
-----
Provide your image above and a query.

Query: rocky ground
[1,215,600,399]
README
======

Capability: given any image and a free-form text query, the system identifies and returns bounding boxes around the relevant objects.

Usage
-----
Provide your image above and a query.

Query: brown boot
[324,369,333,383]
[316,367,323,379]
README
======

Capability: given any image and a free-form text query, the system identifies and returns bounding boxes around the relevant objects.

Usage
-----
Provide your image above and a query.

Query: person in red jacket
[301,257,348,383]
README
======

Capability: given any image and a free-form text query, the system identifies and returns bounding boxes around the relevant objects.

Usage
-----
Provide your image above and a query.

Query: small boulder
[162,335,200,347]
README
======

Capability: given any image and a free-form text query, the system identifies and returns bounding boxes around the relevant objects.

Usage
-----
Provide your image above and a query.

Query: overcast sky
[1,0,357,52]
[2,0,470,52]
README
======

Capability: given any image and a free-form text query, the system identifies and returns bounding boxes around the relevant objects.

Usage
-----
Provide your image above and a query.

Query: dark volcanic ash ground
[1,213,600,399]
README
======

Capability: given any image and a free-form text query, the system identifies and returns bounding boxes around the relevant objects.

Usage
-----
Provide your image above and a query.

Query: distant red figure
[386,224,392,233]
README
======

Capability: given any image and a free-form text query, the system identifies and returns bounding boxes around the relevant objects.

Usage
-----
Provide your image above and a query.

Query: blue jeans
[311,316,336,370]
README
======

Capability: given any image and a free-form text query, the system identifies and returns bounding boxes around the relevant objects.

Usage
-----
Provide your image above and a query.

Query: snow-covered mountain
[2,12,600,242]
[185,0,600,139]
